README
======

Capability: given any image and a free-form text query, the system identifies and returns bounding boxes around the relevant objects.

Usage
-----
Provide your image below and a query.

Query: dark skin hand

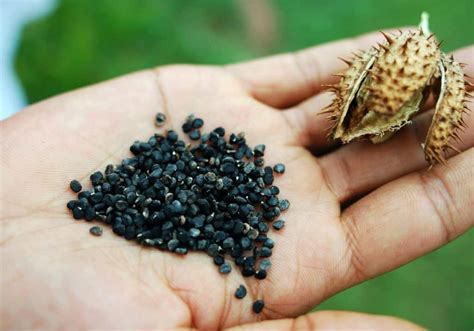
[1,28,473,330]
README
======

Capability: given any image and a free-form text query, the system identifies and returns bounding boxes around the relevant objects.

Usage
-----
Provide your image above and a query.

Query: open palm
[1,29,473,330]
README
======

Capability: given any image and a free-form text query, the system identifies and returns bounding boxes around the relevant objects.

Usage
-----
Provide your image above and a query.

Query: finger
[230,311,424,330]
[282,91,339,154]
[320,102,474,203]
[317,46,474,203]
[284,45,474,155]
[453,45,474,74]
[227,28,414,108]
[334,149,473,292]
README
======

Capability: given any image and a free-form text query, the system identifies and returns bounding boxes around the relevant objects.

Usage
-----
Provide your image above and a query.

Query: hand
[1,28,472,330]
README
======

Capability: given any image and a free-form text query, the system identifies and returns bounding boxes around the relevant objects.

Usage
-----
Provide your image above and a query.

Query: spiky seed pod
[324,14,470,166]
[328,49,377,139]
[363,30,440,115]
[424,55,467,164]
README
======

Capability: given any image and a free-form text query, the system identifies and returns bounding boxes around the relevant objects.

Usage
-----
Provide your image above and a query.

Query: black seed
[220,163,235,174]
[254,144,266,157]
[192,118,204,129]
[273,163,285,174]
[90,226,103,236]
[279,199,290,211]
[259,258,272,271]
[222,237,235,250]
[191,215,205,228]
[214,231,227,242]
[257,222,269,233]
[189,228,201,238]
[189,130,201,140]
[106,173,120,185]
[175,247,188,254]
[84,206,96,221]
[267,196,279,207]
[167,239,180,251]
[255,269,267,279]
[115,200,128,211]
[219,263,232,274]
[263,238,274,248]
[90,171,104,186]
[69,180,82,193]
[67,200,78,210]
[171,200,183,214]
[167,130,178,143]
[255,158,265,166]
[242,266,255,277]
[244,256,255,267]
[204,172,217,183]
[162,221,173,231]
[182,121,193,133]
[272,219,285,230]
[231,245,243,258]
[197,239,208,250]
[260,247,272,257]
[207,243,219,257]
[113,224,126,236]
[263,173,274,185]
[90,192,103,204]
[213,255,225,265]
[155,112,166,126]
[72,207,84,220]
[247,228,259,240]
[240,236,252,250]
[124,227,136,240]
[214,127,225,136]
[234,285,247,299]
[252,300,265,314]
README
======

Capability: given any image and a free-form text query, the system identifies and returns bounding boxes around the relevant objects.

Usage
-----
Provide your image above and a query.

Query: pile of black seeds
[67,113,289,314]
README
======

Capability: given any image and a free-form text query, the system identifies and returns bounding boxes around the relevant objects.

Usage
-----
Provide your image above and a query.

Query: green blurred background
[15,0,474,329]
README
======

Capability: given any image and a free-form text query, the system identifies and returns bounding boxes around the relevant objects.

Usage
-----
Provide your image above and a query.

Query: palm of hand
[2,31,472,330]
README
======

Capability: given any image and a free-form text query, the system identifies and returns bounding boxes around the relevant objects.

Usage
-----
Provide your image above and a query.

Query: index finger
[227,27,414,108]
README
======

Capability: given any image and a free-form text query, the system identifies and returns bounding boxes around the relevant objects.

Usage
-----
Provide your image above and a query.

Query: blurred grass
[15,0,474,329]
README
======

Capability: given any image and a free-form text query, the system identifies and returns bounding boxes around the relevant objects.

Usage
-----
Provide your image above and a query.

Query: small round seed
[252,300,265,314]
[272,219,285,230]
[254,144,266,157]
[279,199,290,211]
[234,285,247,299]
[69,180,82,193]
[90,226,103,236]
[259,258,272,271]
[213,255,225,266]
[260,247,272,257]
[192,118,204,129]
[175,247,188,254]
[219,262,232,274]
[255,269,267,279]
[155,112,167,126]
[189,130,201,140]
[67,200,78,210]
[90,171,104,185]
[72,207,84,220]
[273,163,285,174]
[167,239,180,252]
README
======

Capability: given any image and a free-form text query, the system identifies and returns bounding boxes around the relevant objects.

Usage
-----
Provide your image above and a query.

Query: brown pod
[324,13,471,166]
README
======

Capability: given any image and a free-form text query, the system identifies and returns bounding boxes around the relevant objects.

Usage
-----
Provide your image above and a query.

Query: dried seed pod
[424,54,468,164]
[364,30,440,115]
[325,13,471,166]
[327,49,377,139]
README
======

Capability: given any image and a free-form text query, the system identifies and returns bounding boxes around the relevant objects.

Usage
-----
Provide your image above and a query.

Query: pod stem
[419,12,431,36]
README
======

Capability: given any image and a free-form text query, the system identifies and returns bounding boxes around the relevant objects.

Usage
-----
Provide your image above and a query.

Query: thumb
[230,310,424,330]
